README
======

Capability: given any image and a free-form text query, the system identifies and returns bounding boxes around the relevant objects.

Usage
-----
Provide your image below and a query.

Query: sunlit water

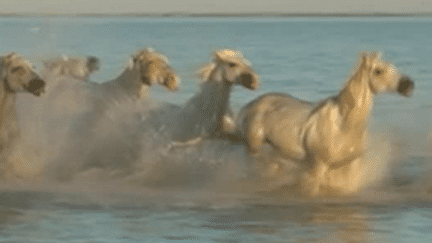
[0,16,432,242]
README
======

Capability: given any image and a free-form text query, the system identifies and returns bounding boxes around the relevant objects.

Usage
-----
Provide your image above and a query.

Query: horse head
[1,52,45,96]
[199,49,259,90]
[132,48,180,92]
[359,52,414,97]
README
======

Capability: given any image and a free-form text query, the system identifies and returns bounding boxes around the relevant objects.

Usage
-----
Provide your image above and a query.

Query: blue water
[1,17,432,242]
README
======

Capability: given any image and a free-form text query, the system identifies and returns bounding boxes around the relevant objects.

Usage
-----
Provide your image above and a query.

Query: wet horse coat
[0,53,46,176]
[237,52,414,195]
[172,49,259,143]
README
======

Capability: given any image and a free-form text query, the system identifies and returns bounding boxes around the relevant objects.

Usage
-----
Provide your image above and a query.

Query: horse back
[239,92,314,123]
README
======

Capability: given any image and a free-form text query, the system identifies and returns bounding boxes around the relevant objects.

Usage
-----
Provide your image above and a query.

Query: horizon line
[1,11,432,18]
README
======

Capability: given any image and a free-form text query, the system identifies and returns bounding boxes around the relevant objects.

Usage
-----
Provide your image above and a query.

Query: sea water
[0,16,431,242]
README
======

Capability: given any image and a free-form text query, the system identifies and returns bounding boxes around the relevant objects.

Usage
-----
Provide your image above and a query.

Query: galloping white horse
[42,55,100,81]
[98,48,180,100]
[0,52,46,176]
[38,55,100,116]
[173,49,259,144]
[237,52,414,195]
[45,49,181,181]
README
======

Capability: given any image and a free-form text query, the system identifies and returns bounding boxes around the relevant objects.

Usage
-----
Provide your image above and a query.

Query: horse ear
[214,52,221,62]
[360,52,368,67]
[131,55,137,63]
[197,62,216,81]
[4,52,17,66]
[375,52,382,59]
[6,52,16,59]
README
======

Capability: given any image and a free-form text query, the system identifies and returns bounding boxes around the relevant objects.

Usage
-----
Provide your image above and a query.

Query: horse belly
[262,101,310,160]
[266,120,306,161]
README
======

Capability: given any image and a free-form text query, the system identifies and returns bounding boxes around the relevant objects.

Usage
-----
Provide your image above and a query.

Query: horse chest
[305,112,363,164]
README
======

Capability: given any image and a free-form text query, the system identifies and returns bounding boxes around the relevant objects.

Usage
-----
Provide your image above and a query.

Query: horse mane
[332,52,383,129]
[103,48,172,99]
[215,49,251,66]
[134,48,170,65]
[0,56,6,81]
[338,52,382,96]
[197,62,217,83]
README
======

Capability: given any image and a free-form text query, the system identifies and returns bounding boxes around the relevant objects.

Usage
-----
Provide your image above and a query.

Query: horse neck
[336,68,374,132]
[203,64,234,118]
[0,84,17,130]
[108,67,149,99]
[215,80,233,122]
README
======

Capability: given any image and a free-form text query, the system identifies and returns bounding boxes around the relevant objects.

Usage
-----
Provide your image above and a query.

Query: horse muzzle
[87,56,100,72]
[240,72,259,90]
[25,78,46,96]
[141,76,152,86]
[163,74,180,92]
[397,75,414,97]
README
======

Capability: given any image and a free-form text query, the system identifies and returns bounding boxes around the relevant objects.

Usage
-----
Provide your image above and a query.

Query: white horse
[237,52,414,195]
[172,49,259,144]
[42,55,100,81]
[65,48,181,140]
[36,55,101,116]
[97,48,180,101]
[45,49,181,181]
[0,52,45,176]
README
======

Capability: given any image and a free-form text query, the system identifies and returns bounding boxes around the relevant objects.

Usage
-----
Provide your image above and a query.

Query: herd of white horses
[0,48,414,196]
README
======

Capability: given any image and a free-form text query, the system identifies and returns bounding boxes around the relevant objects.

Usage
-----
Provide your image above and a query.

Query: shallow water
[0,17,432,242]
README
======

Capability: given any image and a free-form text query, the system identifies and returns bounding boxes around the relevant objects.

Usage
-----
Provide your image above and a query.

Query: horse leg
[305,158,328,196]
[221,109,236,135]
[243,113,265,156]
[212,110,241,142]
[169,137,203,150]
[220,111,245,144]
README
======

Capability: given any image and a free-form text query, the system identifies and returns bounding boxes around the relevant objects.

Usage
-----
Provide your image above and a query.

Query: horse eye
[374,69,382,75]
[11,66,24,73]
[228,62,237,68]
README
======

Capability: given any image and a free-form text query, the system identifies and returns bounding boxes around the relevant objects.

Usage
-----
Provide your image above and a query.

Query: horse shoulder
[304,98,362,164]
[302,99,338,156]
[219,107,236,135]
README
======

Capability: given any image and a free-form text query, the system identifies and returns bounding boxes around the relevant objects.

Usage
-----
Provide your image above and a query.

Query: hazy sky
[0,0,430,14]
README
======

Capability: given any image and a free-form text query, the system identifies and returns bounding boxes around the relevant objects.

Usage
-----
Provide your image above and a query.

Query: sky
[0,0,431,14]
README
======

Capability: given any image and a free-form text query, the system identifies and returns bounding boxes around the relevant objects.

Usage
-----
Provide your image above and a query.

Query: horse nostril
[397,76,414,97]
[26,78,46,96]
[164,76,178,91]
[240,73,258,90]
[87,56,100,72]
[141,76,152,86]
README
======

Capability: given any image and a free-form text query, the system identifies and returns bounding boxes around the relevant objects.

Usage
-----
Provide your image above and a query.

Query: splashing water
[8,68,398,198]
[2,16,432,242]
